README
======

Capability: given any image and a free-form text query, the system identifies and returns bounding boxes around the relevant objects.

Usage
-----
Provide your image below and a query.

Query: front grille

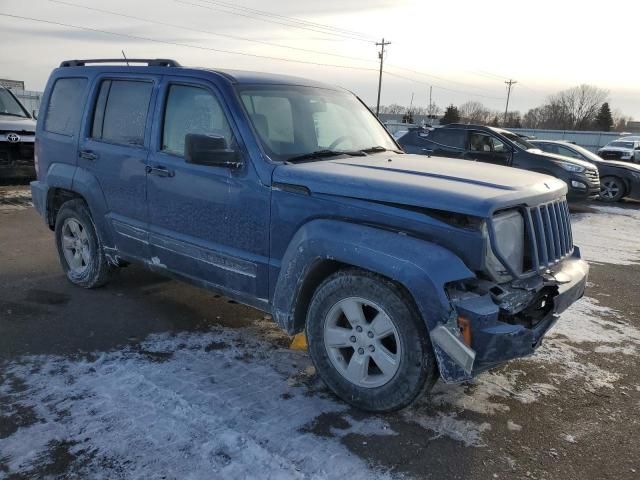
[584,168,599,184]
[526,198,573,270]
[0,142,34,167]
[600,151,623,160]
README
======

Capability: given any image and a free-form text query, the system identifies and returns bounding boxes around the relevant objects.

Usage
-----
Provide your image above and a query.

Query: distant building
[0,78,25,90]
[626,121,640,133]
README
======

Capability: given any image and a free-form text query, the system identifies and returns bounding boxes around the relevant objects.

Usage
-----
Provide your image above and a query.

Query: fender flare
[272,219,474,333]
[70,166,114,246]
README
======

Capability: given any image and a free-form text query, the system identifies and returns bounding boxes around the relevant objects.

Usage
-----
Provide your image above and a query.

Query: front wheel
[306,269,438,412]
[599,176,626,202]
[55,199,112,288]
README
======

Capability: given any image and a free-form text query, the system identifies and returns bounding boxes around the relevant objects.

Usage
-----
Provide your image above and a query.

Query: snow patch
[402,411,491,448]
[0,329,397,479]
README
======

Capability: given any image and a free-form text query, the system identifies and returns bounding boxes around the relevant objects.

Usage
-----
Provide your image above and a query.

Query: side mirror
[184,134,242,168]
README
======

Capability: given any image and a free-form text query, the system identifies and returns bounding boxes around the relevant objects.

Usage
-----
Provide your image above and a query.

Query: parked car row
[396,125,640,203]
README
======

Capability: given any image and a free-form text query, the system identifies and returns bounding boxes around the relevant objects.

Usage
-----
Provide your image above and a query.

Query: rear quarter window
[44,77,88,136]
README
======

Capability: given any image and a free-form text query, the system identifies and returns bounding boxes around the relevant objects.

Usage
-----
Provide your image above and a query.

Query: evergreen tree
[595,102,614,131]
[441,104,460,125]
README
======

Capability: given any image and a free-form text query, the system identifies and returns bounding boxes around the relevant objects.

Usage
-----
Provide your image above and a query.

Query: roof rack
[60,59,181,67]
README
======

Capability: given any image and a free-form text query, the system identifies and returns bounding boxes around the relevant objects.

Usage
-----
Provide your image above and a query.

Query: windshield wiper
[360,146,404,154]
[286,149,366,163]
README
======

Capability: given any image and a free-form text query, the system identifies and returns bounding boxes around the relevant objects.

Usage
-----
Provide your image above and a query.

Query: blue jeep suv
[31,59,588,411]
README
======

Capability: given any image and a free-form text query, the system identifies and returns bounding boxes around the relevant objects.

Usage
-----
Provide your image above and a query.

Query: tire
[306,269,438,412]
[599,176,626,202]
[54,199,112,288]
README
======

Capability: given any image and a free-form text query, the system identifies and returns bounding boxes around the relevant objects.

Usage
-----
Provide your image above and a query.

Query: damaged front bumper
[433,248,588,382]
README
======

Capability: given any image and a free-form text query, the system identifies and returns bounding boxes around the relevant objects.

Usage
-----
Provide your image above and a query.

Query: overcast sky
[1,0,638,119]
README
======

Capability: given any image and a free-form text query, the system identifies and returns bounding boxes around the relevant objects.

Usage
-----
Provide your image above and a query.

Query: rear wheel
[55,199,112,288]
[306,269,438,412]
[599,176,626,202]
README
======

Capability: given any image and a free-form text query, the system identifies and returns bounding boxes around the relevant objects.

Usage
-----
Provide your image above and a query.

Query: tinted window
[162,84,233,157]
[92,80,153,146]
[469,132,506,153]
[44,78,88,135]
[431,129,466,149]
[556,145,582,159]
[537,143,558,154]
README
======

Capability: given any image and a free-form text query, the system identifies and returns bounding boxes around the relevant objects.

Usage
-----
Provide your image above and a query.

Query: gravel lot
[1,185,639,479]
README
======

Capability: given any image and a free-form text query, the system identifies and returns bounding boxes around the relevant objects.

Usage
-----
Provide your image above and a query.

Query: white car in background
[0,86,37,179]
[598,138,640,163]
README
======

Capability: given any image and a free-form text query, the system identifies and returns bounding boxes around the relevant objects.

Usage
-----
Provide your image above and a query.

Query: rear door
[428,128,467,158]
[78,75,158,260]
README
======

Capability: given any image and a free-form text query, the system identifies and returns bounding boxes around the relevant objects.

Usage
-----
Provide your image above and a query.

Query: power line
[194,0,374,41]
[174,0,375,44]
[0,12,380,71]
[384,71,504,101]
[48,0,378,65]
[0,12,509,104]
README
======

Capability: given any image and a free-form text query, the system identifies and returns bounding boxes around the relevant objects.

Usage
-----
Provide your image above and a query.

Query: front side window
[556,145,582,159]
[238,85,397,161]
[469,132,505,153]
[0,88,28,118]
[92,80,153,146]
[162,84,233,157]
[44,78,88,135]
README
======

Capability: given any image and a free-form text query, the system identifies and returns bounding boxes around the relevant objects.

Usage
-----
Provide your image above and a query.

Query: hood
[527,149,596,170]
[273,153,567,218]
[597,159,640,172]
[598,146,634,153]
[0,114,36,132]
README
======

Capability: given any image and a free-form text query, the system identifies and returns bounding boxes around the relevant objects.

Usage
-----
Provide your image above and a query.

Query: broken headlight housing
[483,209,524,283]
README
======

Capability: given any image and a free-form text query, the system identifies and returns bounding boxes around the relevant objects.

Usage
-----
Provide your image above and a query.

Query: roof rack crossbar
[60,59,181,67]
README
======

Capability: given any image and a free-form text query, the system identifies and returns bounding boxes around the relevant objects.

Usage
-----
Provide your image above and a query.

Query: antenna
[121,50,130,66]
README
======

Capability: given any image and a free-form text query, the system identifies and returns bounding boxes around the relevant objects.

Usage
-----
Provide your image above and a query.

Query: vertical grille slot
[527,199,573,271]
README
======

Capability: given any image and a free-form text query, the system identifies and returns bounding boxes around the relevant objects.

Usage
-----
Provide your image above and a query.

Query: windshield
[237,85,398,162]
[498,130,536,150]
[565,143,603,163]
[608,141,634,149]
[0,88,28,118]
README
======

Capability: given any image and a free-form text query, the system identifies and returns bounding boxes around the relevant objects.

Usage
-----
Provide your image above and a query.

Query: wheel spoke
[325,327,353,348]
[339,298,365,327]
[370,345,398,377]
[68,220,80,237]
[345,354,368,384]
[62,235,75,250]
[80,246,91,266]
[370,311,395,339]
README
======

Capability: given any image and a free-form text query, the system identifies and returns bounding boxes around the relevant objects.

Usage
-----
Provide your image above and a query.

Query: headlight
[484,210,524,282]
[555,161,585,173]
[621,152,632,159]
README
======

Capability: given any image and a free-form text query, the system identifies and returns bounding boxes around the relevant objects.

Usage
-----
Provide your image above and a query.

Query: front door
[466,131,511,165]
[78,76,158,260]
[145,77,270,303]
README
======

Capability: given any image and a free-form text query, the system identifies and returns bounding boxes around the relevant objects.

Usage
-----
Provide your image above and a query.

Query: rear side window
[44,78,88,135]
[91,80,153,146]
[430,129,466,150]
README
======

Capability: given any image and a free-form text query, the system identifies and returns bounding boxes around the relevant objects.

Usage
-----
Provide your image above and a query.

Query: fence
[13,90,43,115]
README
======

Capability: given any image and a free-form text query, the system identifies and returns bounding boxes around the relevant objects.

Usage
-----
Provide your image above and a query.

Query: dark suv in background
[0,86,37,180]
[397,124,600,201]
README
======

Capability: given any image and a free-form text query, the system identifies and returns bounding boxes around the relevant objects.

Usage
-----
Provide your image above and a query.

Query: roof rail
[60,59,181,67]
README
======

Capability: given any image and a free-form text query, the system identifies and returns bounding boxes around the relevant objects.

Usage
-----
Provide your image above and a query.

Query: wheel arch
[271,219,475,335]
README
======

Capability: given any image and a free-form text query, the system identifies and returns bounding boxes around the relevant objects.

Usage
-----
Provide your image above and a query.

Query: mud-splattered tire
[55,199,112,288]
[306,269,438,412]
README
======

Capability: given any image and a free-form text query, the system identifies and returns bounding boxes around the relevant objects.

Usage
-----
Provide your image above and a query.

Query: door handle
[79,150,98,161]
[145,165,175,177]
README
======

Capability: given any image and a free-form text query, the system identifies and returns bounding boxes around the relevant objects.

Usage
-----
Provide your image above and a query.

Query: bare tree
[548,84,609,130]
[459,101,491,124]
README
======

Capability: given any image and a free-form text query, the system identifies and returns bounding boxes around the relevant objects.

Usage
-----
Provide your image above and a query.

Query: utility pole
[504,79,517,125]
[375,38,391,117]
[428,86,433,117]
